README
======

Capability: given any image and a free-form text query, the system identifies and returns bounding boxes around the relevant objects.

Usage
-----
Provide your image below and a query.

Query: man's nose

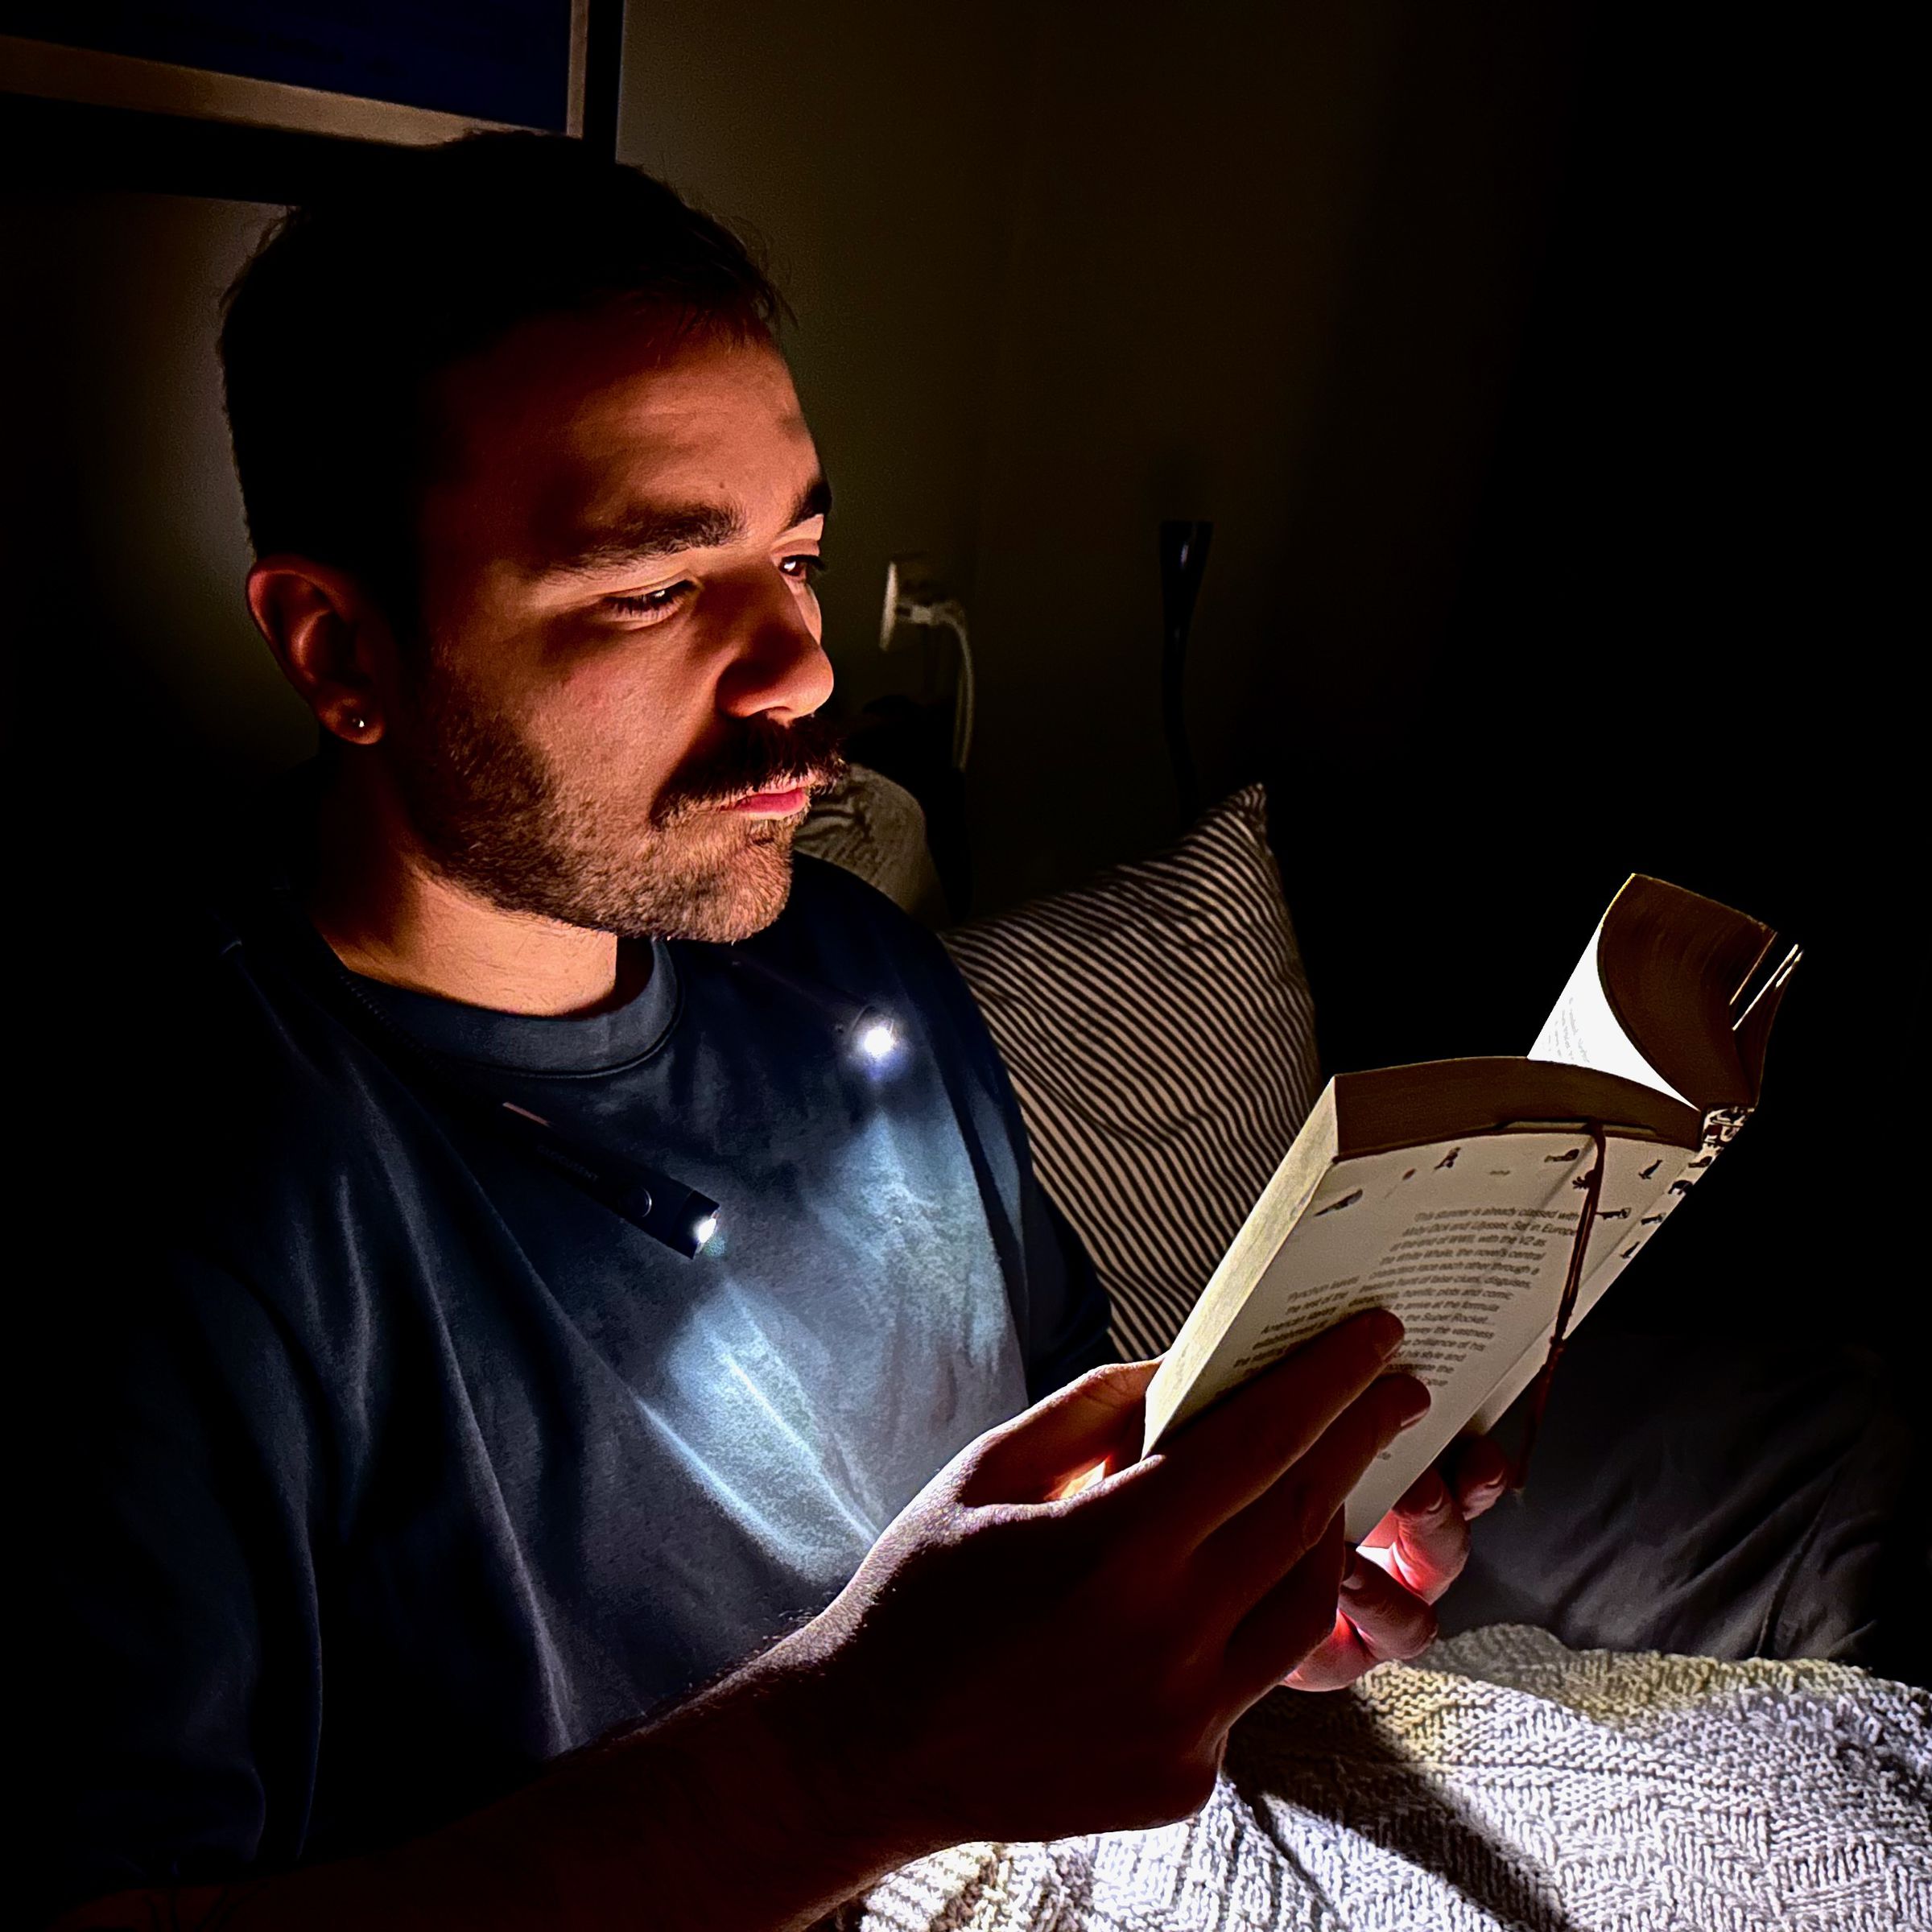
[715,582,836,724]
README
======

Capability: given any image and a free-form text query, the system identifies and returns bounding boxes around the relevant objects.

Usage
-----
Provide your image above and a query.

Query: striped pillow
[942,784,1319,1360]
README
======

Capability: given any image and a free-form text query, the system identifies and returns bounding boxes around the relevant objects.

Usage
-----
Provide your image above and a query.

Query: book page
[1469,1137,1695,1429]
[1141,1131,1597,1542]
[1531,927,1690,1106]
[1470,1107,1746,1431]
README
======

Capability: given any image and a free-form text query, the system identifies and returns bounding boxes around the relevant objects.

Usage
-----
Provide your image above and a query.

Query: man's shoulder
[143,882,357,1077]
[27,875,422,1381]
[124,878,421,1221]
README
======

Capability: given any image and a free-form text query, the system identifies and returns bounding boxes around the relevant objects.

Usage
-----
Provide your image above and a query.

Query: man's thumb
[964,1359,1160,1504]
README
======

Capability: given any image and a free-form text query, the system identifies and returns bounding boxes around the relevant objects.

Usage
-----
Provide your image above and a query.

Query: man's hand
[57,1313,1431,1932]
[1280,1431,1512,1691]
[785,1309,1431,1853]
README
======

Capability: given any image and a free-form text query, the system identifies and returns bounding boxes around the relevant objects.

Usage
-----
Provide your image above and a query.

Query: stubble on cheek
[394,669,804,943]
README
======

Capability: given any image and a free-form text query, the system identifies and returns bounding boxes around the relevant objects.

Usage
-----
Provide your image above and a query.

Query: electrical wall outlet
[879,551,943,649]
[877,552,975,770]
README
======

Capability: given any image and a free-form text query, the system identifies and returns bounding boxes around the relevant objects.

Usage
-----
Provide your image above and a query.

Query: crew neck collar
[244,765,683,1080]
[339,939,681,1079]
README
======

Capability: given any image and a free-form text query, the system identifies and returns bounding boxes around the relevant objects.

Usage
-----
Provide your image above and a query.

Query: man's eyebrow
[790,474,833,528]
[545,502,741,576]
[545,473,832,578]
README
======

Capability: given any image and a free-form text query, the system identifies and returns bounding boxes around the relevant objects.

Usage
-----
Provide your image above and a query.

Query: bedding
[856,1624,1932,1932]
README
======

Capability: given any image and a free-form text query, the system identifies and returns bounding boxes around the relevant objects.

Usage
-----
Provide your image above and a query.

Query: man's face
[390,309,840,943]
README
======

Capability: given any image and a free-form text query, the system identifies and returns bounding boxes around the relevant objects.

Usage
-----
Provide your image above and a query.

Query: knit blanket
[857,1625,1931,1932]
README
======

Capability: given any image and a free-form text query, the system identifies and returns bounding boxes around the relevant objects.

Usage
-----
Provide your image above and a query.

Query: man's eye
[780,554,826,584]
[606,582,694,621]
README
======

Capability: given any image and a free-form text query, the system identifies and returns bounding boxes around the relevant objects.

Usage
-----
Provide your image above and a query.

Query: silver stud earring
[348,714,368,733]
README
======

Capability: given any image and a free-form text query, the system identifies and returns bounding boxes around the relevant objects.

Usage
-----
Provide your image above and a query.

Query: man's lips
[720,784,814,817]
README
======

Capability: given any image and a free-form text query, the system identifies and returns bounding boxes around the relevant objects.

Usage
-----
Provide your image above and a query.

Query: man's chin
[621,823,798,944]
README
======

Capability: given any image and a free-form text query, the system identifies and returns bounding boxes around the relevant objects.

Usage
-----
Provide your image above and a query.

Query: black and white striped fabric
[942,785,1320,1361]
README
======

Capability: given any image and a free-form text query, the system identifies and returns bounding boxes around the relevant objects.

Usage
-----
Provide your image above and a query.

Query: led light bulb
[857,1018,899,1063]
[691,1213,720,1251]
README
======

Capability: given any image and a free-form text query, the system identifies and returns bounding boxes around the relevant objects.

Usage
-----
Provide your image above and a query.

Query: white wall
[956,5,1579,904]
[617,0,1038,724]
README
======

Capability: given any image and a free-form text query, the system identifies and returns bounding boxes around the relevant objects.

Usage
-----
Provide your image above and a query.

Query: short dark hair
[220,132,785,621]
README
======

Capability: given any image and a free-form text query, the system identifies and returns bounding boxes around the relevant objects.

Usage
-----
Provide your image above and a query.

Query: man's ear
[246,555,400,746]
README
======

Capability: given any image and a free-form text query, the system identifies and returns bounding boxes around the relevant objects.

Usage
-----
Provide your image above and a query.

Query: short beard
[390,663,846,943]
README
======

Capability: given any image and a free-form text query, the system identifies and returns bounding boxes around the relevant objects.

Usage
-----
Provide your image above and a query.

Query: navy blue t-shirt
[35,839,1109,1915]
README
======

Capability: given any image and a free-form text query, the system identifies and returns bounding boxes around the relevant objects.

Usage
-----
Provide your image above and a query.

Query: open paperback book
[1141,875,1802,1541]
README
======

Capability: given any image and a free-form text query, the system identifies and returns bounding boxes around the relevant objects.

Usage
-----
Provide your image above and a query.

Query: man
[33,134,1505,1930]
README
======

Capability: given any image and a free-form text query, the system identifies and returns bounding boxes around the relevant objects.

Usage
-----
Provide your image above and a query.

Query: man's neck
[303,769,633,1019]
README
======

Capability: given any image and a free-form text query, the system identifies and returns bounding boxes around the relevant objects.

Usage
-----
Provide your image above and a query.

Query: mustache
[653,712,849,822]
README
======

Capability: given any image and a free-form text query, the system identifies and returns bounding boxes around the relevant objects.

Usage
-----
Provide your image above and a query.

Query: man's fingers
[1276,1607,1371,1695]
[1282,1554,1438,1691]
[1197,1371,1430,1617]
[1147,1311,1407,1543]
[1222,1512,1348,1699]
[964,1358,1160,1504]
[1340,1551,1438,1660]
[1358,1426,1513,1600]
[1360,1466,1472,1602]
[1452,1433,1511,1521]
[1359,1430,1509,1572]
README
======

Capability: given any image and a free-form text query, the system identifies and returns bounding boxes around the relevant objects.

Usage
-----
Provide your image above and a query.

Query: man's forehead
[426,314,819,553]
[440,302,798,423]
[527,410,825,572]
[539,372,818,518]
[559,336,806,455]
[534,471,831,580]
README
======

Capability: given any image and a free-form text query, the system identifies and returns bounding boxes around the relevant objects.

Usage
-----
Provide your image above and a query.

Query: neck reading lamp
[487,955,906,1254]
[504,953,903,1257]
[724,948,906,1071]
[296,899,902,1261]
[496,1100,722,1259]
[311,942,729,1261]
